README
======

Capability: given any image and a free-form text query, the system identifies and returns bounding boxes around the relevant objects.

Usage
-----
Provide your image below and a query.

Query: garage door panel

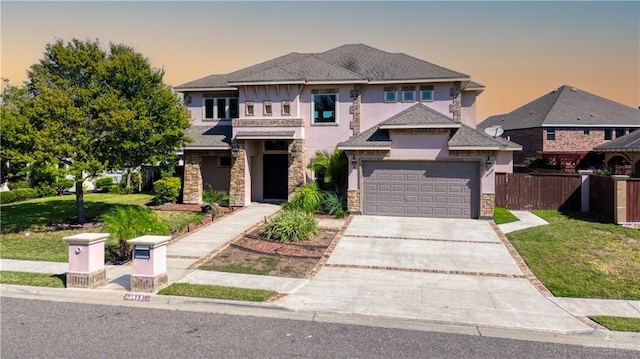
[362,161,478,219]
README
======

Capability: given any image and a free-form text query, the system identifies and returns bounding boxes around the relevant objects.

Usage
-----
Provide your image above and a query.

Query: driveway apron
[279,216,593,334]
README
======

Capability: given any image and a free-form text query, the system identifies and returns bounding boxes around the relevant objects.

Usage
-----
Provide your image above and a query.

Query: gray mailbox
[133,245,150,259]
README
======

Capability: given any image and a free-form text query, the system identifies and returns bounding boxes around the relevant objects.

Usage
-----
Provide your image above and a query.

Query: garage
[362,161,479,218]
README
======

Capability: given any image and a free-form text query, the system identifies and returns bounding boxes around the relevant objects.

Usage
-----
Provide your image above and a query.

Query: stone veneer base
[66,268,106,289]
[131,272,169,293]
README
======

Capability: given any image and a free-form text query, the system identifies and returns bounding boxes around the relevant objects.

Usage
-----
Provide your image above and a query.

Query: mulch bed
[150,203,206,212]
[232,234,326,259]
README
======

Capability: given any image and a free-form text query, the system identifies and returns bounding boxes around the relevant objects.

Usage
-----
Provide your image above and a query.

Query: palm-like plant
[307,149,348,198]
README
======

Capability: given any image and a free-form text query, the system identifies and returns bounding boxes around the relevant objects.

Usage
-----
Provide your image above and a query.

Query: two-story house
[478,85,640,172]
[175,44,520,219]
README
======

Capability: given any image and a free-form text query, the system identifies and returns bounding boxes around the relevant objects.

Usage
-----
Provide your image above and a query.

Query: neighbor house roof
[184,125,232,150]
[479,85,640,130]
[176,44,479,90]
[338,104,521,151]
[594,130,640,152]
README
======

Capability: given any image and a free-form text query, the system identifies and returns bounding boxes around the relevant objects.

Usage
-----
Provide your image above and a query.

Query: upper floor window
[546,128,555,141]
[402,86,416,102]
[204,96,238,120]
[583,128,590,135]
[263,101,273,116]
[615,128,626,138]
[245,101,255,116]
[282,101,291,116]
[419,85,434,102]
[604,129,612,140]
[312,90,338,123]
[384,87,397,102]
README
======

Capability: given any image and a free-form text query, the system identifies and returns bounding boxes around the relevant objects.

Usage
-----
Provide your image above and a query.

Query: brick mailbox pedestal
[63,233,110,288]
[128,235,171,293]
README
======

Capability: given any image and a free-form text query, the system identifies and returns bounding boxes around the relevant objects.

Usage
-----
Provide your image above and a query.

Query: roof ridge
[306,54,368,79]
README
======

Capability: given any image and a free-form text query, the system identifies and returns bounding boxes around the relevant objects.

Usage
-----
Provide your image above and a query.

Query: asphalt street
[1,297,637,359]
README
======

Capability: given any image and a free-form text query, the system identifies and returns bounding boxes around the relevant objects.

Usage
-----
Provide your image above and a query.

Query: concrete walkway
[498,210,549,234]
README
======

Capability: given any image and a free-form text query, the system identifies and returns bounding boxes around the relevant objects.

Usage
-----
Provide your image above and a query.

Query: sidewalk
[498,210,549,234]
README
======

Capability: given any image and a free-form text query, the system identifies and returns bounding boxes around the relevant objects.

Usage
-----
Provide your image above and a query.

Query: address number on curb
[123,293,151,302]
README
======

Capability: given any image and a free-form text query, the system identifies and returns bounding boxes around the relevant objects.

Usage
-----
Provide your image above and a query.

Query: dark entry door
[263,154,288,200]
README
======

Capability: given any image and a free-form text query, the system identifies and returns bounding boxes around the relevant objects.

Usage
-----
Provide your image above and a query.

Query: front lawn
[0,271,66,288]
[0,193,204,262]
[507,211,640,299]
[158,283,277,302]
[590,316,640,333]
[493,206,519,224]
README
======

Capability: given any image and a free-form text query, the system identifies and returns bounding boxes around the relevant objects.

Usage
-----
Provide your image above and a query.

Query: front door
[263,154,288,200]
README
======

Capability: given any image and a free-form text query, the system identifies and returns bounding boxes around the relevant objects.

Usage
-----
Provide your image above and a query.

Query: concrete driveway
[279,216,593,334]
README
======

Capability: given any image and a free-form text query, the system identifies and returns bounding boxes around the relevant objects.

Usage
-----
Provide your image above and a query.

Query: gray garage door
[362,161,479,218]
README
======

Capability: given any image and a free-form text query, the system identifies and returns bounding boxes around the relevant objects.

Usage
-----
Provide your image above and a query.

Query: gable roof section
[176,44,472,89]
[479,85,640,130]
[594,130,640,152]
[184,125,231,149]
[378,104,460,129]
[338,104,520,151]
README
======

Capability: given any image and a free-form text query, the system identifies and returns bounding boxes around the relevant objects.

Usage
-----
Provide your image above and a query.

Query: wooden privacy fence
[495,173,582,211]
[628,179,640,222]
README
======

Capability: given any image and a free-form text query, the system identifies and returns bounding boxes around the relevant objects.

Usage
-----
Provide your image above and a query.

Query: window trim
[263,100,273,116]
[419,85,434,102]
[311,91,338,124]
[383,87,397,103]
[401,86,416,103]
[546,128,555,141]
[203,96,239,120]
[281,100,291,116]
[245,101,255,116]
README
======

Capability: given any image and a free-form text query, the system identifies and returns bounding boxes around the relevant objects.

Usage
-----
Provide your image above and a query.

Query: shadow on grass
[559,211,615,225]
[52,273,67,287]
[1,199,142,234]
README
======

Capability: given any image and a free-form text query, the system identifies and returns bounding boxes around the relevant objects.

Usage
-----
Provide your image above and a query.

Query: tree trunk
[75,180,85,223]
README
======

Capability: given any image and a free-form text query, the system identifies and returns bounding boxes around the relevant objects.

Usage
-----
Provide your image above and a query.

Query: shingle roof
[378,104,459,128]
[479,85,640,130]
[594,130,640,152]
[176,44,471,89]
[184,125,231,149]
[338,104,520,150]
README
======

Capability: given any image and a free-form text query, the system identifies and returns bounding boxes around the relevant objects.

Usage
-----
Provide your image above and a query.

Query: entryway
[263,154,288,200]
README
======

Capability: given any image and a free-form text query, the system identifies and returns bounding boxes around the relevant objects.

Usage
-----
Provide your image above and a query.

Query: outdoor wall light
[231,141,240,158]
[485,157,493,169]
[351,155,357,169]
[290,147,298,158]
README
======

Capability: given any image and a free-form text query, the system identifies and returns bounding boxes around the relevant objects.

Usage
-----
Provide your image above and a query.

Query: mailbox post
[128,235,171,292]
[63,233,110,288]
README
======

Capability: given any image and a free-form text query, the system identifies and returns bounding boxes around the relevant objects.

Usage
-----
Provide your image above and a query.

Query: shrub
[283,183,323,213]
[121,186,134,195]
[0,191,17,204]
[9,179,30,190]
[153,177,181,204]
[102,206,171,261]
[11,188,39,202]
[55,178,75,193]
[260,209,318,242]
[109,184,123,194]
[322,192,346,218]
[203,185,229,206]
[28,162,59,189]
[95,177,115,192]
[36,184,56,198]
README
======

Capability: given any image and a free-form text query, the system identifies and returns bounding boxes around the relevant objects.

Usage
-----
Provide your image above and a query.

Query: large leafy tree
[3,39,191,222]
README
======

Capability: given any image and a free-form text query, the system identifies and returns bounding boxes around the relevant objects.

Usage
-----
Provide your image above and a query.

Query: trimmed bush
[9,180,30,190]
[283,183,323,213]
[102,206,171,261]
[11,188,39,202]
[55,178,75,193]
[0,191,17,204]
[95,177,115,192]
[36,184,56,198]
[260,209,318,242]
[153,177,181,204]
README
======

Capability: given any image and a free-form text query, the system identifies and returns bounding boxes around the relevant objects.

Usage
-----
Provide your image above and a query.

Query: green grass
[0,193,204,262]
[1,193,154,234]
[493,206,519,224]
[590,316,640,332]
[158,283,277,302]
[0,271,66,288]
[201,257,279,275]
[507,211,640,299]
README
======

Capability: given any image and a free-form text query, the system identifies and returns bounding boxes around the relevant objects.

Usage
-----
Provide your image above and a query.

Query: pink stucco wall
[67,241,105,273]
[239,85,302,119]
[131,244,167,277]
[389,133,449,159]
[495,151,514,174]
[460,91,479,127]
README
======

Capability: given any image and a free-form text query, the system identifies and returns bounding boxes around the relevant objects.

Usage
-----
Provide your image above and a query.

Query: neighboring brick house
[174,44,520,219]
[478,85,640,172]
[594,130,640,176]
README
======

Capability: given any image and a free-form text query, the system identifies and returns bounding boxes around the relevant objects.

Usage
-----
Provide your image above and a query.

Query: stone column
[449,81,462,122]
[229,147,246,207]
[480,193,495,219]
[63,233,110,288]
[349,86,362,136]
[288,139,306,199]
[128,235,171,293]
[612,175,629,224]
[347,189,361,214]
[182,152,203,204]
[578,170,593,212]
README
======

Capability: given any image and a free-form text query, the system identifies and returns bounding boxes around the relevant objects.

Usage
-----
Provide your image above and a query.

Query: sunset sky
[2,1,638,122]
